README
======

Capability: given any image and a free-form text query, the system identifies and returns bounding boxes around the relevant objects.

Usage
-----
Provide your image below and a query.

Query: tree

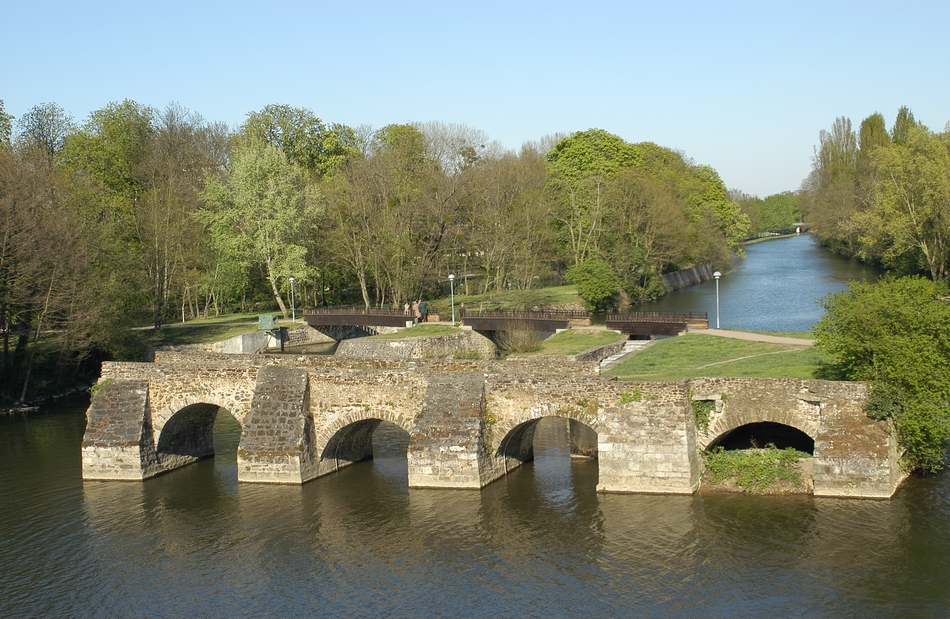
[135,104,229,327]
[14,102,75,164]
[240,104,358,178]
[567,257,620,311]
[0,100,13,147]
[465,145,553,295]
[545,129,639,266]
[891,106,917,145]
[814,277,950,472]
[805,116,863,257]
[198,142,320,318]
[603,169,689,302]
[859,125,950,281]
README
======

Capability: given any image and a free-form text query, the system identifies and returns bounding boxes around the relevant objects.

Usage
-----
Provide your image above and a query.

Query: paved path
[689,329,813,346]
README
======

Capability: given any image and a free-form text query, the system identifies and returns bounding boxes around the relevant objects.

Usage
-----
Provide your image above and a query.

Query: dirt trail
[688,329,813,346]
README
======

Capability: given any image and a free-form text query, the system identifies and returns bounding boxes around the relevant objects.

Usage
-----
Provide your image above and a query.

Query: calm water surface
[3,238,948,618]
[640,234,880,332]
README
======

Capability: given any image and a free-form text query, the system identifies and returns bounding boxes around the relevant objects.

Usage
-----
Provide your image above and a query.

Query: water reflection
[5,396,950,617]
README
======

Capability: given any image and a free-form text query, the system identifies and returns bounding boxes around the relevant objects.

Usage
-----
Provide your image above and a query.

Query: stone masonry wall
[237,366,314,483]
[82,351,904,498]
[662,265,713,291]
[690,377,903,498]
[82,379,160,480]
[410,373,490,488]
[336,330,496,361]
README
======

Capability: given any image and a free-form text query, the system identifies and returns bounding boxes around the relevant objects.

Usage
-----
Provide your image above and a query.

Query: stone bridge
[82,351,905,498]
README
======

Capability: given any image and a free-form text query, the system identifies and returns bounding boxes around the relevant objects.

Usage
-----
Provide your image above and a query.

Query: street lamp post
[448,274,456,326]
[289,276,296,323]
[713,271,722,329]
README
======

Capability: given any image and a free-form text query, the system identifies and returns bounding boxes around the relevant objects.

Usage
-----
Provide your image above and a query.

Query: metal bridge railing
[606,311,707,323]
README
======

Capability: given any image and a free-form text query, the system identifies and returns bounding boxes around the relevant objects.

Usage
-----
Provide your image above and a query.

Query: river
[2,237,949,618]
[640,234,880,332]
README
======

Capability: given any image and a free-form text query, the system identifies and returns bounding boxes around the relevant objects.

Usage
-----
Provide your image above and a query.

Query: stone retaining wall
[336,330,496,360]
[662,265,713,291]
[571,338,627,363]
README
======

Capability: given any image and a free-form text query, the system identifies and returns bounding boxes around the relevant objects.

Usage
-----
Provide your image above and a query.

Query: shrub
[814,276,950,472]
[566,257,620,312]
[702,445,808,493]
[495,322,542,354]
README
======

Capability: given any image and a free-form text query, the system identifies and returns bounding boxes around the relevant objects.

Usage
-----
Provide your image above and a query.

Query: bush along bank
[701,445,813,494]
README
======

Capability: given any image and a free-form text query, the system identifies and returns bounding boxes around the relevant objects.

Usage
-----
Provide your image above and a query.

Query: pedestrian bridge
[81,351,904,498]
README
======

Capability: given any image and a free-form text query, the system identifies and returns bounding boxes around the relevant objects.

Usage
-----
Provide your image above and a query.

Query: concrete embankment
[661,265,713,291]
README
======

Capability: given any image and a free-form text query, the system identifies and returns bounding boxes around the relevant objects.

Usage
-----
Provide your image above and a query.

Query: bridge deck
[606,311,708,336]
[462,309,590,332]
[303,307,413,328]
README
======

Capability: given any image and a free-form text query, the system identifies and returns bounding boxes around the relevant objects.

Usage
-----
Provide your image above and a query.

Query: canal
[2,237,948,618]
[640,234,879,332]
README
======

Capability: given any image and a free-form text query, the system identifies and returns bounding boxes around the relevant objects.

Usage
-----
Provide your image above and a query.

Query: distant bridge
[462,309,590,332]
[606,311,709,336]
[303,307,414,329]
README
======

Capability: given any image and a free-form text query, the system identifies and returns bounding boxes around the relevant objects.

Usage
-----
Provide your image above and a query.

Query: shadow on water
[5,394,950,617]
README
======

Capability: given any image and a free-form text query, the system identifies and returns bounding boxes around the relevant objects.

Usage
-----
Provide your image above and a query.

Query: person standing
[404,302,410,316]
[418,299,428,323]
[412,300,420,324]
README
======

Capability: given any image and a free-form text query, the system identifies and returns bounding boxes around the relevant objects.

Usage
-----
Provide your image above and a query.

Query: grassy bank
[604,333,824,381]
[431,285,583,315]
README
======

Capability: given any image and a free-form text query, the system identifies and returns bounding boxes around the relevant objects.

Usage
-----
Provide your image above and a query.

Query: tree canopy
[814,277,950,472]
[0,97,762,402]
[805,107,950,282]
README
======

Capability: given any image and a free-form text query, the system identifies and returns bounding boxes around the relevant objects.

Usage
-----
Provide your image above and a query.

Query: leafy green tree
[545,129,639,266]
[198,142,320,318]
[814,276,950,471]
[891,106,917,144]
[859,125,950,281]
[240,104,357,178]
[136,104,229,326]
[859,112,889,155]
[567,257,620,311]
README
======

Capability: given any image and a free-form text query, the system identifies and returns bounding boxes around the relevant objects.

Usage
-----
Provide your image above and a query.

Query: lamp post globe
[712,271,722,329]
[448,274,456,326]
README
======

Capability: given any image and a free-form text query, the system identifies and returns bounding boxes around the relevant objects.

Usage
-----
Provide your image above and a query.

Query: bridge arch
[495,415,598,472]
[701,395,821,451]
[706,421,815,454]
[153,393,249,432]
[156,402,239,470]
[316,410,415,470]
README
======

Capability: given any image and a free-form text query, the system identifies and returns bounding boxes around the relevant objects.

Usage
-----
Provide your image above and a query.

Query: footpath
[688,329,813,346]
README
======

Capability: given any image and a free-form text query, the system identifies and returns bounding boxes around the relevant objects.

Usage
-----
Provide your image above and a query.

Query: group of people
[404,300,428,324]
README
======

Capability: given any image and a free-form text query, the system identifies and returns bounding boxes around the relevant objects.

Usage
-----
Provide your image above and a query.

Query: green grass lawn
[153,323,263,346]
[522,329,626,356]
[150,312,302,346]
[431,284,583,315]
[733,330,814,339]
[604,333,826,381]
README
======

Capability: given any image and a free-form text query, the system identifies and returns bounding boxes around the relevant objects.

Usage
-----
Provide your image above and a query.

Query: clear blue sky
[2,0,948,197]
